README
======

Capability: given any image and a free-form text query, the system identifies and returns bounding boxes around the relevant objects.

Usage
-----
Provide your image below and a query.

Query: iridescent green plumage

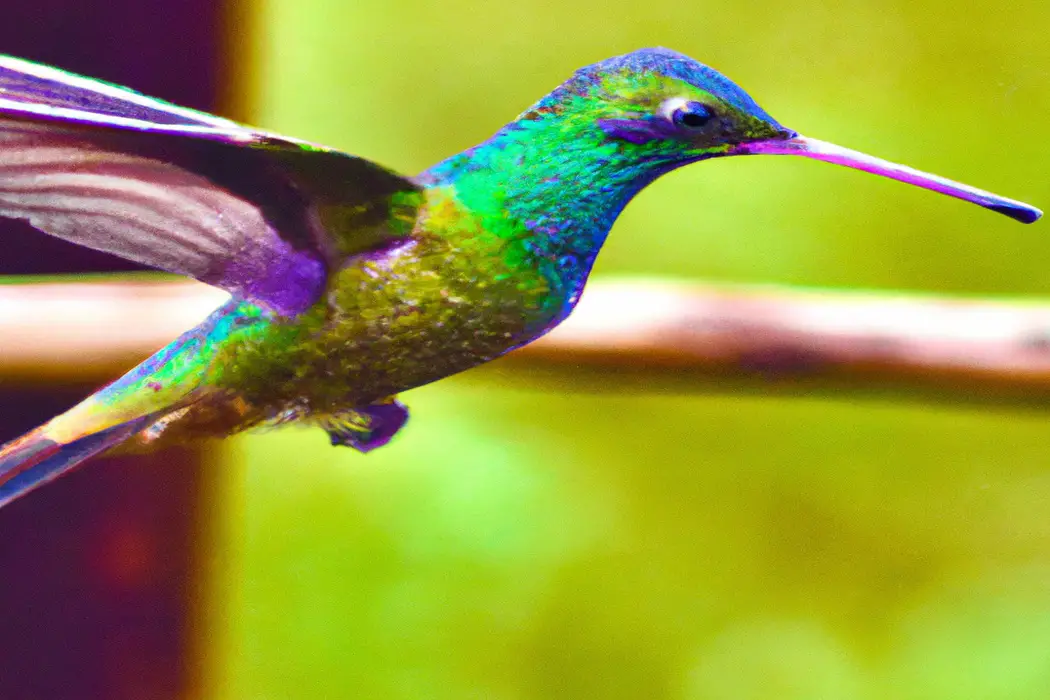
[0,47,1039,507]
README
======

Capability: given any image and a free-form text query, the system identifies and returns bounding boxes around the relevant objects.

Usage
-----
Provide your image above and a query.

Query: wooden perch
[3,276,1050,408]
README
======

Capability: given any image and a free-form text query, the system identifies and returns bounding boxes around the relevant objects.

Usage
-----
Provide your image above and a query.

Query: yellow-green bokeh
[204,2,1050,698]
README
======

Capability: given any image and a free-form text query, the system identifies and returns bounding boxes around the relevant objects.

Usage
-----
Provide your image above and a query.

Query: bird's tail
[0,415,155,508]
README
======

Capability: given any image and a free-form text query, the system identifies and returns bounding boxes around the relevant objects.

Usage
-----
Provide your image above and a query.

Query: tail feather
[0,417,154,508]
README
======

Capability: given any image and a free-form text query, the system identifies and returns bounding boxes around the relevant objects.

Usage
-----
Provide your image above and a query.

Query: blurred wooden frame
[3,276,1050,408]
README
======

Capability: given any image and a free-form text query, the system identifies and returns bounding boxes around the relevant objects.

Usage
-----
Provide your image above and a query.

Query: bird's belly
[313,281,551,401]
[213,238,567,417]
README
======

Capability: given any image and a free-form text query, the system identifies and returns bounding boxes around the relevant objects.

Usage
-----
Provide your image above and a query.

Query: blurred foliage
[203,1,1050,698]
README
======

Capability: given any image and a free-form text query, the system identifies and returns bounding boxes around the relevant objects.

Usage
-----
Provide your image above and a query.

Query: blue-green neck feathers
[424,112,674,259]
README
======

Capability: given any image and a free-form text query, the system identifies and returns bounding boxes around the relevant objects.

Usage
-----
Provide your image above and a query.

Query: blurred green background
[202,1,1050,698]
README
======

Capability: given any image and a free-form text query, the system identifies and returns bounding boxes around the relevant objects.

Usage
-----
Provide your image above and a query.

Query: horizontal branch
[3,276,1050,408]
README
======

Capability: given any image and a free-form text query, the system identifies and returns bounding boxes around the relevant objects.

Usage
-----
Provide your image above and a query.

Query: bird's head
[529,47,791,159]
[519,47,1040,224]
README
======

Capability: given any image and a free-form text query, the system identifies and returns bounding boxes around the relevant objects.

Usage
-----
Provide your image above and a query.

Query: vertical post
[0,2,224,697]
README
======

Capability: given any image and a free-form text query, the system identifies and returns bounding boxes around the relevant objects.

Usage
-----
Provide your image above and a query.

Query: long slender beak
[732,135,1042,224]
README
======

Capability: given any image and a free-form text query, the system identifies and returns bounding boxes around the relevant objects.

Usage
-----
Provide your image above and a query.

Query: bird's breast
[324,233,566,393]
[214,212,573,415]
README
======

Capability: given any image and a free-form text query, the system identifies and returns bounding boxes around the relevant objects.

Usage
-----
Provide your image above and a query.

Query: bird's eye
[672,102,713,129]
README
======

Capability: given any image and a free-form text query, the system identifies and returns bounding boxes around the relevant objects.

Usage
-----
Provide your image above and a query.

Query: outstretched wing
[0,55,423,316]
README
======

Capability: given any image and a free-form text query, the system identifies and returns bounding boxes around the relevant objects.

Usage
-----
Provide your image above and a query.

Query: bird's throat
[422,119,681,266]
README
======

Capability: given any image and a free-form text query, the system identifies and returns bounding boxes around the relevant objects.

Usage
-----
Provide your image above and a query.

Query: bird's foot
[322,398,409,453]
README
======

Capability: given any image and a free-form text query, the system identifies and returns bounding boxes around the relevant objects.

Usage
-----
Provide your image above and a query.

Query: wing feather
[0,54,246,133]
[0,55,423,316]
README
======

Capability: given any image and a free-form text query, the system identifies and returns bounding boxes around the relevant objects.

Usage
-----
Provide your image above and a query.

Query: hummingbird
[0,48,1040,508]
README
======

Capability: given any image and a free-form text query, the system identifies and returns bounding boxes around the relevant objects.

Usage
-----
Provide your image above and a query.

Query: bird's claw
[323,398,409,453]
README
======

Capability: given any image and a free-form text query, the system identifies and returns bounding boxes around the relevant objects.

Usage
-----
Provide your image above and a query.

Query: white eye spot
[660,97,692,121]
